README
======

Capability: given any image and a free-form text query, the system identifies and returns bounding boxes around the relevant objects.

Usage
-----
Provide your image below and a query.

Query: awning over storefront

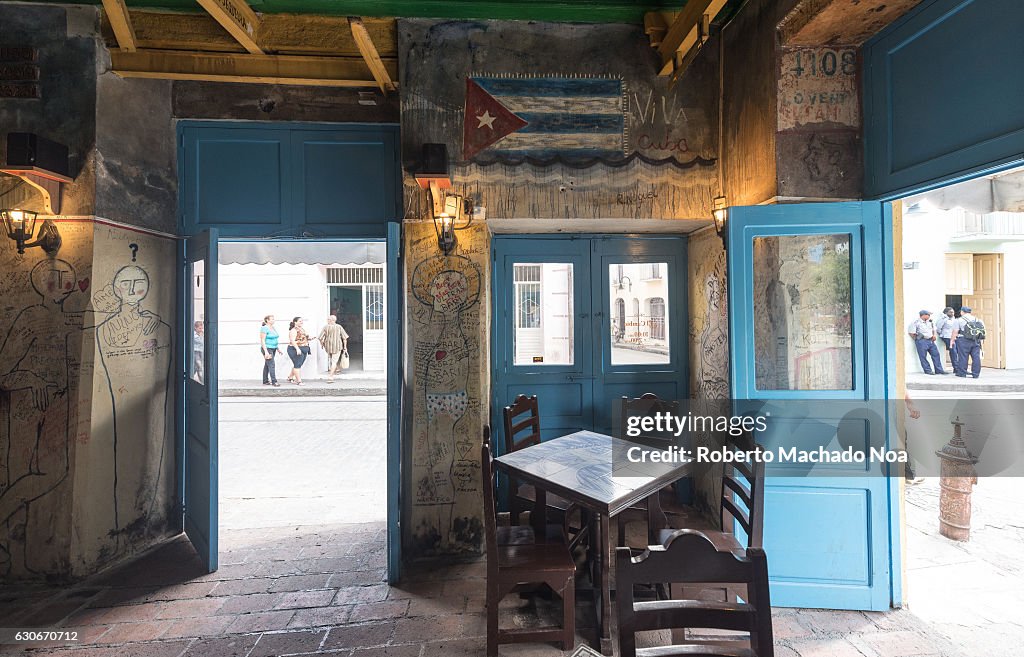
[219,241,386,266]
[907,167,1024,214]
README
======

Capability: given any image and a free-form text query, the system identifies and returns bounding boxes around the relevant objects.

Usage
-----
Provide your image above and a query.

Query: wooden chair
[616,529,774,657]
[617,393,682,547]
[657,430,765,551]
[502,394,587,550]
[482,428,576,656]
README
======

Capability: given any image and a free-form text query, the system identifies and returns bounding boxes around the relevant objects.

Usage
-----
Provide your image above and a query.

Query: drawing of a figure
[697,255,729,401]
[94,264,172,546]
[0,259,78,576]
[412,254,481,549]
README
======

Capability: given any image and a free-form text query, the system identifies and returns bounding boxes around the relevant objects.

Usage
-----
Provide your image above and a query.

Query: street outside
[219,396,387,529]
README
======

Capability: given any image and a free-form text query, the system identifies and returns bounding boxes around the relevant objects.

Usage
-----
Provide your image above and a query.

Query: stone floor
[0,512,971,657]
[905,477,1024,656]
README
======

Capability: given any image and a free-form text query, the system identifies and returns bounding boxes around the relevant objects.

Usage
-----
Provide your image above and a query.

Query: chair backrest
[503,394,541,454]
[720,430,766,548]
[616,529,774,657]
[619,393,681,443]
[481,427,498,568]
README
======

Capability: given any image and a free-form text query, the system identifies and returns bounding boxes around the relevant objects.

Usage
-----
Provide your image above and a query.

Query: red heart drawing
[78,277,90,292]
[435,350,447,361]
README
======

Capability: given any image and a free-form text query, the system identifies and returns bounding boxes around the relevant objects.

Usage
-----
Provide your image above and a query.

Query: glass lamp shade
[2,208,38,240]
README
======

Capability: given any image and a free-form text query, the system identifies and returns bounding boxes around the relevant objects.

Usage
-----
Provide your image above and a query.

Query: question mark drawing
[129,243,139,262]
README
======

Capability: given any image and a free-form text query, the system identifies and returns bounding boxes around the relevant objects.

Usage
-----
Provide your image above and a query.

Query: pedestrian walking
[951,306,985,379]
[287,317,311,385]
[260,315,282,386]
[935,306,958,371]
[907,310,946,375]
[318,315,349,383]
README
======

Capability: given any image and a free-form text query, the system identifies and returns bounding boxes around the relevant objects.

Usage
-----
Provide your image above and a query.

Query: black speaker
[6,132,69,178]
[419,143,448,177]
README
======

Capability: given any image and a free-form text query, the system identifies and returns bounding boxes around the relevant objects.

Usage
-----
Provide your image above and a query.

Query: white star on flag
[476,110,497,130]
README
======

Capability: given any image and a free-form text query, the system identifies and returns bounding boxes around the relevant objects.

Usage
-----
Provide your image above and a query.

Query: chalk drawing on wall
[411,253,482,551]
[696,249,729,401]
[92,263,172,548]
[0,259,81,576]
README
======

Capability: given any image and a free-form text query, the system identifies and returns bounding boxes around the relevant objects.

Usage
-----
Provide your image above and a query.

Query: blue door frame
[177,121,403,580]
[491,234,689,457]
[728,202,900,610]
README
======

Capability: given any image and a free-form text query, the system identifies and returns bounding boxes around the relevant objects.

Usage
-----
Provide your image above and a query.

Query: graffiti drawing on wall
[0,259,81,576]
[695,249,729,402]
[411,251,482,551]
[92,263,172,548]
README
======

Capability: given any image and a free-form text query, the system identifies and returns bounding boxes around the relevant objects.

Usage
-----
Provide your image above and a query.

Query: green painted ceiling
[43,0,689,23]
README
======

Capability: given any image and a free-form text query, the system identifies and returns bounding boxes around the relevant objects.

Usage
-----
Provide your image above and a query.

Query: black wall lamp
[2,208,61,254]
[712,195,728,250]
[414,143,474,255]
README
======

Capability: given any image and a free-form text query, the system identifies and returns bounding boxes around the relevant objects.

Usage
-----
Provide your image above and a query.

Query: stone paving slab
[0,519,971,657]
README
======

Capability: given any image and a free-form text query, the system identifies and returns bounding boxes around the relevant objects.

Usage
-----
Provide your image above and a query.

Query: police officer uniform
[953,306,984,379]
[907,310,945,375]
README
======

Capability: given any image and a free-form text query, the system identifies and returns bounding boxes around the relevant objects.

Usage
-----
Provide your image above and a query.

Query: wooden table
[493,430,692,655]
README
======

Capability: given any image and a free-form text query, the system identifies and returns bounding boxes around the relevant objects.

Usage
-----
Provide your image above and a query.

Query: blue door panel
[183,229,219,573]
[195,137,287,226]
[763,486,871,584]
[179,122,399,238]
[386,223,403,583]
[864,0,1024,198]
[728,203,896,611]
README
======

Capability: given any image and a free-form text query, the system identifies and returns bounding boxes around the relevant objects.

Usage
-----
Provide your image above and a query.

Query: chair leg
[561,574,575,651]
[487,585,499,657]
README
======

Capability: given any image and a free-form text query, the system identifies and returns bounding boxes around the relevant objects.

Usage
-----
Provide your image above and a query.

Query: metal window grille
[365,284,384,330]
[328,267,384,285]
[649,297,666,340]
[514,265,542,329]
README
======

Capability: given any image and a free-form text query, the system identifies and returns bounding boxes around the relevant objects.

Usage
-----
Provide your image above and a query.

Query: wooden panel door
[965,253,1004,368]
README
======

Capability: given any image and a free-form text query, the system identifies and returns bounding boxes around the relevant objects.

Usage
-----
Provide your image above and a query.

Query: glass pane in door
[513,263,574,365]
[191,259,206,385]
[609,262,670,365]
[752,234,853,390]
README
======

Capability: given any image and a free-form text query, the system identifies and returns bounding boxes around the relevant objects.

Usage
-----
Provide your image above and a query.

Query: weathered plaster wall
[404,222,488,558]
[73,224,177,576]
[398,18,719,224]
[0,223,93,580]
[0,3,99,215]
[687,227,729,514]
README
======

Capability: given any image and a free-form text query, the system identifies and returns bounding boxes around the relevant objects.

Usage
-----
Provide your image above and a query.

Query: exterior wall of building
[902,204,1024,372]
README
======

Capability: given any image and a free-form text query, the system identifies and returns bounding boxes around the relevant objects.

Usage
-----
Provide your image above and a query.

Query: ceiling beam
[110,49,395,87]
[348,17,396,94]
[654,0,728,77]
[100,0,137,51]
[195,0,263,54]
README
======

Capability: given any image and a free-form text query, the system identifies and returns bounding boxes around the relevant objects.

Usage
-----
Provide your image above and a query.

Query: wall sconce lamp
[712,195,728,250]
[616,275,632,292]
[414,143,474,255]
[2,208,61,254]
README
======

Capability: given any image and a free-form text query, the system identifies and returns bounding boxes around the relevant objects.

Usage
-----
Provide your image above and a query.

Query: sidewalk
[906,368,1024,393]
[220,373,386,397]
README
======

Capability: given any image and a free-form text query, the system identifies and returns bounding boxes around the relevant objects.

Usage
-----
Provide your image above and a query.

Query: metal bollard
[934,417,978,542]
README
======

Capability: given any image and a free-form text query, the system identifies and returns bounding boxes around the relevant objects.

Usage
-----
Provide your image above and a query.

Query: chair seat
[658,528,744,555]
[497,524,565,546]
[497,542,576,572]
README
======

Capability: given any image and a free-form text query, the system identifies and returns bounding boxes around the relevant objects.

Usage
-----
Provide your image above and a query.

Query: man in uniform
[907,309,946,375]
[951,305,984,379]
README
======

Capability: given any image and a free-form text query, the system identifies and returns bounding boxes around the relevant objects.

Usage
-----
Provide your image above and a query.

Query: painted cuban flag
[462,76,625,161]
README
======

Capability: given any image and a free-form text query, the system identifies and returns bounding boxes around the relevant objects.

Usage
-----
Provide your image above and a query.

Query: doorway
[491,235,688,445]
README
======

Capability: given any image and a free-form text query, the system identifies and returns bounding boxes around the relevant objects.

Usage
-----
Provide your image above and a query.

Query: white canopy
[219,241,385,266]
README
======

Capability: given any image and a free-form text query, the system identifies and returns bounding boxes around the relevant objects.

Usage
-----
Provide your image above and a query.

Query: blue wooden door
[492,238,593,447]
[728,203,898,610]
[492,235,688,449]
[183,229,219,572]
[386,223,402,583]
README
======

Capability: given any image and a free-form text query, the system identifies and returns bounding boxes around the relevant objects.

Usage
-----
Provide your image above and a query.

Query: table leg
[597,513,613,655]
[531,488,547,537]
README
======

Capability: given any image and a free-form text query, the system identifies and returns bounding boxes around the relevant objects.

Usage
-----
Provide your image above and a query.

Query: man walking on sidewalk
[952,306,985,379]
[318,315,349,383]
[907,310,946,375]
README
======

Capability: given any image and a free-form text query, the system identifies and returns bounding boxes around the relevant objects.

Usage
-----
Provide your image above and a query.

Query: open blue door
[184,229,219,572]
[728,203,898,610]
[386,222,402,583]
